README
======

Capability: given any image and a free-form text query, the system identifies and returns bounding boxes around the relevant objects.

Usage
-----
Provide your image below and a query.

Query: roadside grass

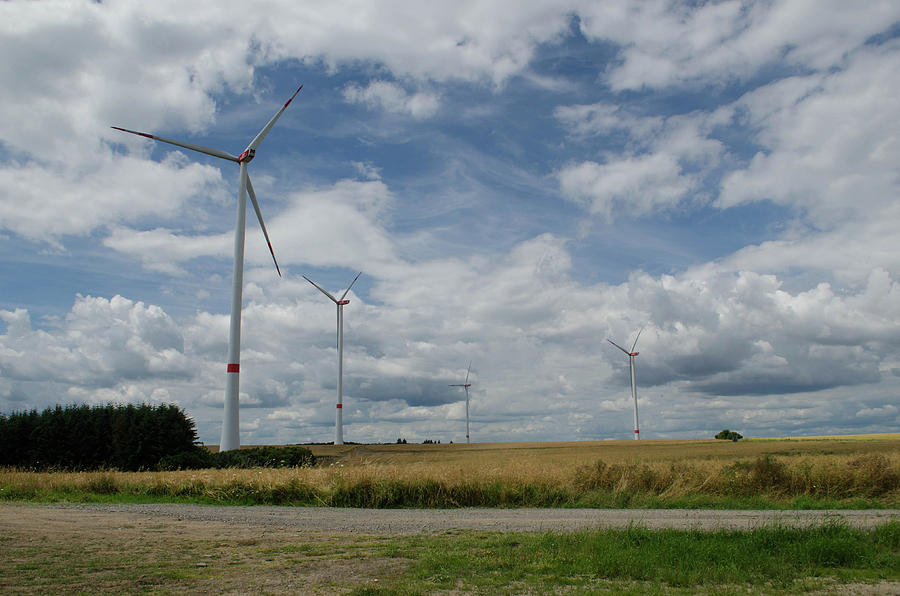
[2,507,898,595]
[2,437,899,508]
[374,521,900,594]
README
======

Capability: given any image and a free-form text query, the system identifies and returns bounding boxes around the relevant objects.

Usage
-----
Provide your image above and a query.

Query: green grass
[370,521,900,594]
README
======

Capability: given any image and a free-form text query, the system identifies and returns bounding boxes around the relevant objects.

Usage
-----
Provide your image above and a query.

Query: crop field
[2,435,899,508]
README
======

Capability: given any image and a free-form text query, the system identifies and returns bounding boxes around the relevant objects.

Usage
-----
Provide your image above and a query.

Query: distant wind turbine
[304,272,362,445]
[113,85,303,452]
[607,328,643,440]
[449,361,473,443]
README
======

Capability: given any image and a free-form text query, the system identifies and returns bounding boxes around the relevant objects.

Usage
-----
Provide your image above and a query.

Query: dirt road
[3,504,899,594]
[28,503,900,533]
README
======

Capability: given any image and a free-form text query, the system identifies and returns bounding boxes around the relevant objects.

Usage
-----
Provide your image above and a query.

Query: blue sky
[2,1,899,445]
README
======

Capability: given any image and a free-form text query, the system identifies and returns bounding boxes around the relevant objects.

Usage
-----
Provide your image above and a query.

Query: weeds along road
[21,504,900,534]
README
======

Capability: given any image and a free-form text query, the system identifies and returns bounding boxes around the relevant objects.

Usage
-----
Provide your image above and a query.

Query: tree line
[0,403,199,471]
[0,403,315,471]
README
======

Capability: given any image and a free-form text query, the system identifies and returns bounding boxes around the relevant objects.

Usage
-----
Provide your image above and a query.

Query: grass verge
[2,505,897,595]
[374,522,900,594]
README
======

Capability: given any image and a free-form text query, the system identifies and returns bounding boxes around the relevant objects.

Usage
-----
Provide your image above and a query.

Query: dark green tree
[715,429,743,441]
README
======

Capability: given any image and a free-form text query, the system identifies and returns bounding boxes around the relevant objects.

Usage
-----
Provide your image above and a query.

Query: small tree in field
[715,429,743,441]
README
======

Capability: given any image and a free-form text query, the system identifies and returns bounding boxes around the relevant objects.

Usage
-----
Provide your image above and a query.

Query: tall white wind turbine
[449,361,472,443]
[303,272,362,445]
[113,85,303,452]
[607,328,643,440]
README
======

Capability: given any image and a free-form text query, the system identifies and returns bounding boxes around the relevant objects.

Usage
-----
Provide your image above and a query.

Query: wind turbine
[607,328,643,440]
[113,85,302,452]
[303,272,362,445]
[449,361,472,443]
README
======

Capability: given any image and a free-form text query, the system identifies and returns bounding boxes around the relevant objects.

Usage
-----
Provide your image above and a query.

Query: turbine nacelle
[237,148,256,163]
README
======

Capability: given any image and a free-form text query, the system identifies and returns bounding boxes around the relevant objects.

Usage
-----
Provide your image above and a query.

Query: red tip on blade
[284,85,303,107]
[265,240,281,277]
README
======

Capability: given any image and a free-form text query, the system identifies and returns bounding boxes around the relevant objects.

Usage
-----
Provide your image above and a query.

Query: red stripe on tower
[634,430,639,434]
[336,403,342,409]
[227,364,239,373]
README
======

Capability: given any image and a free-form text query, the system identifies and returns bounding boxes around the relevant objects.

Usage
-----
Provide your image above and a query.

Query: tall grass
[2,439,899,508]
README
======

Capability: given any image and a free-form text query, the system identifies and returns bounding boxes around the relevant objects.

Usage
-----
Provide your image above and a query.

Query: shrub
[715,430,743,441]
[212,445,316,469]
[157,449,217,471]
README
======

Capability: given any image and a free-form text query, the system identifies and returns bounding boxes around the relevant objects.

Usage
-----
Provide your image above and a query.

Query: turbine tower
[304,272,362,445]
[449,361,472,443]
[113,85,302,452]
[607,328,643,440]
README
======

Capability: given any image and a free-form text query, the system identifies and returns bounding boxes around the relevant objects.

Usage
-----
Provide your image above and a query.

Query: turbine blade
[303,275,338,303]
[111,127,239,162]
[246,85,303,151]
[246,175,281,277]
[630,327,644,353]
[465,360,471,384]
[339,271,363,302]
[607,339,630,355]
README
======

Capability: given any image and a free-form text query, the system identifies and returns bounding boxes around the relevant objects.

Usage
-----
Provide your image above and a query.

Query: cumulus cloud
[343,80,440,119]
[577,0,900,90]
[5,229,900,443]
[0,295,190,388]
[718,42,900,227]
[554,105,725,218]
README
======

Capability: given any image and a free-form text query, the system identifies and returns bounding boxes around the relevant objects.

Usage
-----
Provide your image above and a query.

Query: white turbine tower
[449,361,472,443]
[607,328,643,440]
[303,272,362,445]
[113,85,302,452]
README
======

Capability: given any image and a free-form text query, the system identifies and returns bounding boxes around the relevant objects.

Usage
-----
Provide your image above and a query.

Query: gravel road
[53,504,900,534]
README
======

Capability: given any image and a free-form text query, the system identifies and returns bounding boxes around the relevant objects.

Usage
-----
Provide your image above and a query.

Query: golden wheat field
[2,435,899,507]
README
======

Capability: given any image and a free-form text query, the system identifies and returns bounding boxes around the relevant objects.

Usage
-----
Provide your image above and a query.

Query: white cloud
[4,230,900,443]
[718,42,900,227]
[557,153,694,219]
[0,154,224,245]
[577,0,900,90]
[343,81,440,119]
[554,108,724,218]
[0,295,190,387]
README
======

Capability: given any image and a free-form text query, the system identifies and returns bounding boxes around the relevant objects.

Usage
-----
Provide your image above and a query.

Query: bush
[157,449,217,471]
[716,429,743,441]
[157,445,316,470]
[212,445,316,469]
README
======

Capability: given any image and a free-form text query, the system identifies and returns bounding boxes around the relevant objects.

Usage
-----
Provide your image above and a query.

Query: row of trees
[0,403,199,471]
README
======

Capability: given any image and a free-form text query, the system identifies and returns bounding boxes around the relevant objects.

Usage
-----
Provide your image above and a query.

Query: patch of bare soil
[0,504,407,595]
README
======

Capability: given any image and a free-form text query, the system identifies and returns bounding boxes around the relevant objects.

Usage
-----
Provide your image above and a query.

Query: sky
[1,0,899,445]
